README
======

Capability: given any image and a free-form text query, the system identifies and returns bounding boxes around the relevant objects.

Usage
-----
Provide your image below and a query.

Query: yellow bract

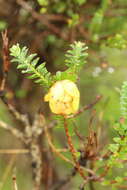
[44,80,80,115]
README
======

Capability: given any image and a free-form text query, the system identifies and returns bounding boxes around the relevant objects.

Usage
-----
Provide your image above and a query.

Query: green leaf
[113,137,121,143]
[108,144,119,153]
[10,41,88,89]
[10,44,52,90]
[52,41,88,82]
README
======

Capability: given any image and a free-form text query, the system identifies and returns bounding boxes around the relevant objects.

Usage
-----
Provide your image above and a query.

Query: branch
[1,96,30,127]
[67,95,102,118]
[1,30,10,91]
[44,123,74,165]
[0,120,25,142]
[16,0,67,40]
[63,118,87,180]
[0,149,29,154]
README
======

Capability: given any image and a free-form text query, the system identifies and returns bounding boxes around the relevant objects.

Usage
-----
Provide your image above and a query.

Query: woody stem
[63,118,86,180]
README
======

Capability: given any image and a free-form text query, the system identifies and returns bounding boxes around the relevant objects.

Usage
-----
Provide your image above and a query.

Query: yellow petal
[44,93,50,102]
[44,80,80,115]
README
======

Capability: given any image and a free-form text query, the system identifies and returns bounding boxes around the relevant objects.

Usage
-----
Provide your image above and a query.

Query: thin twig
[63,118,87,180]
[79,180,87,190]
[16,0,67,40]
[0,149,29,154]
[1,97,30,127]
[0,120,25,142]
[67,95,102,118]
[52,169,76,190]
[1,31,30,128]
[44,123,74,165]
[1,30,10,91]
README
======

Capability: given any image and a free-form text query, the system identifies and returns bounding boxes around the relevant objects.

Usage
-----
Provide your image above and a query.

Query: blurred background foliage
[0,0,127,189]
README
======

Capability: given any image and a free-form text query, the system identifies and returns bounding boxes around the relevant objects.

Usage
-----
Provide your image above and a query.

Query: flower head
[44,80,80,115]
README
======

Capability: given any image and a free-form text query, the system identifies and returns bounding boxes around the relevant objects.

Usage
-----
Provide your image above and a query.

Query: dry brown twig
[0,149,29,154]
[67,95,102,119]
[2,100,30,127]
[41,114,74,165]
[1,30,10,91]
[16,0,68,40]
[0,32,42,189]
[0,30,30,130]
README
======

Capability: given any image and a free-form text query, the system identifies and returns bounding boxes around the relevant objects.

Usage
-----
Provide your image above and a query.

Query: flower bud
[44,80,80,115]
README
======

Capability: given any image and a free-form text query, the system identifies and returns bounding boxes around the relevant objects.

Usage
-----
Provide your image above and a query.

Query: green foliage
[99,128,125,187]
[10,44,52,90]
[65,42,88,71]
[101,0,109,12]
[68,13,79,27]
[37,0,49,13]
[53,41,88,82]
[53,116,74,137]
[99,81,127,187]
[100,117,127,187]
[10,42,88,88]
[89,10,104,35]
[108,143,119,153]
[106,34,127,49]
[52,1,66,13]
[120,81,127,119]
[89,0,109,41]
[53,115,65,129]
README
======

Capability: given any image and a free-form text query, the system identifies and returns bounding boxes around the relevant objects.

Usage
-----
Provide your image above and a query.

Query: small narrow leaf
[10,44,52,89]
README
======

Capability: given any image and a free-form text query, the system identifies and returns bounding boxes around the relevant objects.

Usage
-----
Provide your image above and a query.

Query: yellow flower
[44,80,80,115]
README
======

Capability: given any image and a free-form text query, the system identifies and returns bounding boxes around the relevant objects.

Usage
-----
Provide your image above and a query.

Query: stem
[30,140,42,190]
[89,162,95,190]
[44,124,74,165]
[12,176,18,190]
[64,118,86,180]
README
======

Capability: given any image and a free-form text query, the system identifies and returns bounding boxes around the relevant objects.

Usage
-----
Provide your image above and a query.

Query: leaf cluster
[53,41,88,82]
[10,41,88,90]
[120,81,127,119]
[10,44,52,90]
[99,82,127,188]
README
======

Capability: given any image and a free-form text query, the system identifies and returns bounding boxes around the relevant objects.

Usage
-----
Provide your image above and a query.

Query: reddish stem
[64,118,86,180]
